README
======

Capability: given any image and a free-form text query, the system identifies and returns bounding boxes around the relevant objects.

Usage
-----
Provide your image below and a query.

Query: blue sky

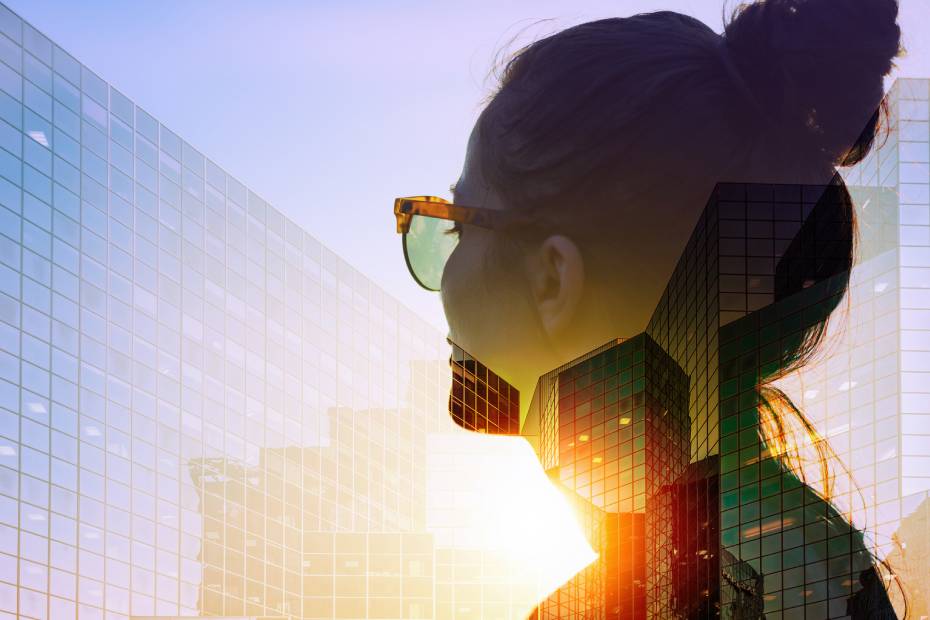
[7,0,929,331]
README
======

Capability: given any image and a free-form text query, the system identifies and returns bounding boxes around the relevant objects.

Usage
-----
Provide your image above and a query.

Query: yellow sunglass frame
[393,195,555,291]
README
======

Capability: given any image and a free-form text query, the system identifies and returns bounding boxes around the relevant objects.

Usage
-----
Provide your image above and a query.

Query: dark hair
[475,0,901,469]
[474,0,903,608]
[475,0,900,238]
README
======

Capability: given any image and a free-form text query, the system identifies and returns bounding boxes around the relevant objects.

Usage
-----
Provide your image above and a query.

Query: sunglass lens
[403,214,459,291]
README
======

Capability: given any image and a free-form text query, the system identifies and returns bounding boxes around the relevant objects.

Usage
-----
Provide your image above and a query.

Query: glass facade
[777,77,930,617]
[641,177,900,618]
[529,334,690,619]
[515,98,930,615]
[447,342,519,435]
[669,456,720,618]
[712,181,891,619]
[0,0,926,617]
[0,3,503,619]
[188,404,434,619]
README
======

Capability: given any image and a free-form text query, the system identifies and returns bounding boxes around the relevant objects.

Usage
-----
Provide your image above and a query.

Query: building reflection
[459,176,921,618]
[188,405,434,618]
[448,341,521,435]
[0,0,920,605]
[669,457,720,619]
[521,335,690,619]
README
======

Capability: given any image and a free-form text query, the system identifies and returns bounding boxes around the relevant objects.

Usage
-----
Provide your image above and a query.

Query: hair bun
[723,0,902,166]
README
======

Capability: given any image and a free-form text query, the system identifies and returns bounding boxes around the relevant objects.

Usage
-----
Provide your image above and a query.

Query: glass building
[447,342,520,436]
[710,180,887,619]
[514,75,930,616]
[762,77,930,617]
[526,334,690,619]
[517,179,904,618]
[0,3,472,619]
[187,405,435,619]
[0,0,925,616]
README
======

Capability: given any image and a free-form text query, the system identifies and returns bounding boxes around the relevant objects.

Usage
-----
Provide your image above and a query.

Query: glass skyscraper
[0,3,467,619]
[0,0,927,617]
[528,334,690,619]
[447,342,520,436]
[514,76,930,617]
[520,179,901,618]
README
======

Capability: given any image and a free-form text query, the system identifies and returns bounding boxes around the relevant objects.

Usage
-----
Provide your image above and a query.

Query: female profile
[394,0,903,616]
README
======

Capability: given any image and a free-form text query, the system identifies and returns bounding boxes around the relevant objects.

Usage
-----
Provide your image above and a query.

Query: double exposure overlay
[0,0,928,619]
[473,173,928,618]
[527,334,690,618]
[445,80,930,618]
[0,3,597,619]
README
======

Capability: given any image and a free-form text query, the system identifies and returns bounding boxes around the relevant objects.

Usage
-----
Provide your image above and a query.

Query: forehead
[454,124,503,211]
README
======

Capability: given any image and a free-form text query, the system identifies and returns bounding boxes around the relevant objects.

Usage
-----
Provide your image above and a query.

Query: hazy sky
[7,0,930,331]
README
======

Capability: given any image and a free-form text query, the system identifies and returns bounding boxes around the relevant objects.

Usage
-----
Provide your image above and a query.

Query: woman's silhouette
[408,0,903,616]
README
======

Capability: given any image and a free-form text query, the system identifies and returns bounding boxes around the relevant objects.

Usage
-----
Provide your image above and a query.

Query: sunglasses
[393,195,546,291]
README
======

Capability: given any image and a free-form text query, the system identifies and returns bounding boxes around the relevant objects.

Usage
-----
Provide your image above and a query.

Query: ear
[526,235,585,340]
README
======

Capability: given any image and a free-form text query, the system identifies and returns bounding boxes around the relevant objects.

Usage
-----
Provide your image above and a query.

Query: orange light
[620,417,631,425]
[427,422,597,613]
[579,434,589,442]
[742,517,795,539]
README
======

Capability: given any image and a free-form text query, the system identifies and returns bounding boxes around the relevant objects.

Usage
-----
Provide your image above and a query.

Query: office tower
[447,342,519,435]
[188,405,433,619]
[642,177,866,618]
[444,78,927,618]
[836,77,930,567]
[298,531,435,620]
[526,334,690,619]
[841,77,930,500]
[706,77,930,618]
[711,179,897,619]
[0,3,452,619]
[649,174,911,618]
[520,171,913,618]
[668,457,719,619]
[529,470,608,620]
[752,77,930,617]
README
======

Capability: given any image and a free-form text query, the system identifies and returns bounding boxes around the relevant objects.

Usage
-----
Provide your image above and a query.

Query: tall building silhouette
[512,166,923,617]
[0,4,452,619]
[187,405,434,618]
[525,334,690,619]
[0,0,925,615]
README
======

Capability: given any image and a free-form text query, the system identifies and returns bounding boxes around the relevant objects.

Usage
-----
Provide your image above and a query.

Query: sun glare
[427,420,598,616]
